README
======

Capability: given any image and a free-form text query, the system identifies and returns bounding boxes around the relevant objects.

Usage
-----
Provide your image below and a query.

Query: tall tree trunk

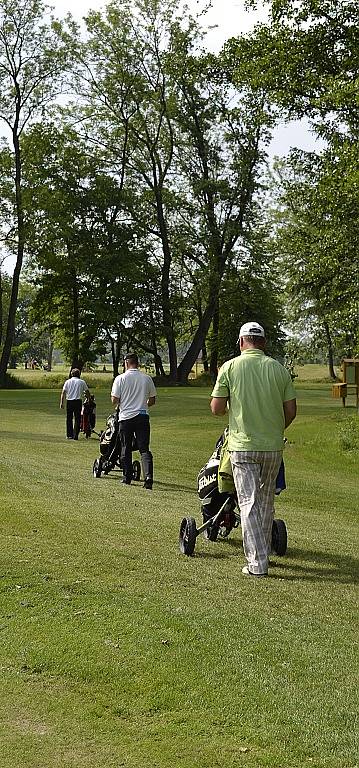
[70,264,80,369]
[153,184,177,379]
[154,353,165,376]
[176,264,224,383]
[323,320,336,379]
[148,289,165,377]
[108,333,117,377]
[0,126,24,386]
[201,342,209,372]
[47,339,54,371]
[106,328,123,378]
[209,299,220,380]
[0,268,3,347]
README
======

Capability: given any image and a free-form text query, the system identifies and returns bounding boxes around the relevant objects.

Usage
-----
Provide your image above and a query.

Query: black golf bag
[197,431,239,541]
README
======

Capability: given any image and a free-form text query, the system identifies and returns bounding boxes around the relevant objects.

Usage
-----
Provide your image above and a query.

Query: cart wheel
[272,518,287,556]
[179,517,197,556]
[93,458,102,478]
[132,460,141,481]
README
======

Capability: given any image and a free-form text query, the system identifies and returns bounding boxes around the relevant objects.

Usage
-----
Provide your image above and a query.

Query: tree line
[0,0,358,384]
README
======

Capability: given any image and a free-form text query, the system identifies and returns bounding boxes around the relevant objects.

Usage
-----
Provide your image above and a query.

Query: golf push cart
[92,407,141,481]
[179,430,288,557]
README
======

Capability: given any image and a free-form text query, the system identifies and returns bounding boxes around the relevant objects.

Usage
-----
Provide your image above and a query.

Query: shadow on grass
[0,430,66,443]
[90,475,195,494]
[272,547,359,585]
[153,480,195,494]
[223,538,358,584]
[193,549,231,559]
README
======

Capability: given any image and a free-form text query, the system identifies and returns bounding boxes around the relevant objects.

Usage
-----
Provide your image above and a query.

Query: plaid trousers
[230,451,283,575]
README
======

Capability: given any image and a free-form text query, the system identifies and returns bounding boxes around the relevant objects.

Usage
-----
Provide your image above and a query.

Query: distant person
[60,368,90,440]
[210,322,296,577]
[111,353,156,489]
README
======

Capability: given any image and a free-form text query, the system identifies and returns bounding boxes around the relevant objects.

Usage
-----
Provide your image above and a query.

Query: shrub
[338,415,359,451]
[189,371,214,387]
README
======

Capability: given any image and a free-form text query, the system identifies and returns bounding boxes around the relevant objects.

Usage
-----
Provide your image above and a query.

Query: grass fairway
[0,386,358,768]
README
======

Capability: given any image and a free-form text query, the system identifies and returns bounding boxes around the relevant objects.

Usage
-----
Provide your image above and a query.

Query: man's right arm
[283,399,297,428]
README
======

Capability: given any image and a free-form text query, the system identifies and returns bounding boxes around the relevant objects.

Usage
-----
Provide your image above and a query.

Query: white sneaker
[242,565,268,577]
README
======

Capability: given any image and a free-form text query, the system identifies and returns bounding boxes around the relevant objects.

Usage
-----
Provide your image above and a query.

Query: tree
[226,0,359,133]
[0,0,71,384]
[224,0,359,366]
[23,122,148,370]
[68,0,270,381]
[271,148,359,375]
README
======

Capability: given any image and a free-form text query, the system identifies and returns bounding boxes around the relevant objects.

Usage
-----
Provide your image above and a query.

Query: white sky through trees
[50,0,321,155]
[0,0,322,273]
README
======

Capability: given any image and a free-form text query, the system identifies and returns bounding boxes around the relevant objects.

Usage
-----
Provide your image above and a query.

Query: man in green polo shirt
[210,322,296,577]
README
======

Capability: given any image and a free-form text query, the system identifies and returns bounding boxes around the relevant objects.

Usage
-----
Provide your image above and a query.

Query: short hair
[242,335,265,347]
[71,368,81,377]
[124,353,138,366]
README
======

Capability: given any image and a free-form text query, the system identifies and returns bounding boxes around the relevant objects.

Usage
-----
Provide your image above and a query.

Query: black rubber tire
[93,458,102,478]
[179,517,197,556]
[272,518,287,556]
[132,460,141,481]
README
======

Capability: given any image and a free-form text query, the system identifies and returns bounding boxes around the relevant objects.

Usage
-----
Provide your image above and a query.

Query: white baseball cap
[238,322,265,341]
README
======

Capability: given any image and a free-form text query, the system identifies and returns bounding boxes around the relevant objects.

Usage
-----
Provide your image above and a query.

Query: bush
[189,371,214,387]
[338,415,359,451]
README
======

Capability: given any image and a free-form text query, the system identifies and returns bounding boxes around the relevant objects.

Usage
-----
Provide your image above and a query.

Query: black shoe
[143,478,153,490]
[122,478,131,485]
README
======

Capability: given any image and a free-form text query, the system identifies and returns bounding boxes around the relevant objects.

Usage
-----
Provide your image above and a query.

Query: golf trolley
[179,431,288,557]
[92,408,141,481]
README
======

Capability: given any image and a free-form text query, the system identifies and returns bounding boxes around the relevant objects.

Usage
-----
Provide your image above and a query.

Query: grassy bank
[0,385,357,768]
[5,362,342,390]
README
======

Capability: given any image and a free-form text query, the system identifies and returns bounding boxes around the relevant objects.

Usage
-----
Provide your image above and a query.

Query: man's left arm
[82,381,90,401]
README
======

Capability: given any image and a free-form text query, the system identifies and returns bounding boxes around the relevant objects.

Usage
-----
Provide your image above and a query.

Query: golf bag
[197,430,238,540]
[99,411,118,459]
[81,395,96,438]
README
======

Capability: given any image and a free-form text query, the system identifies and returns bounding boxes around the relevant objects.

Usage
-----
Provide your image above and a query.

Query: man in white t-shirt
[60,368,90,440]
[111,353,156,489]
